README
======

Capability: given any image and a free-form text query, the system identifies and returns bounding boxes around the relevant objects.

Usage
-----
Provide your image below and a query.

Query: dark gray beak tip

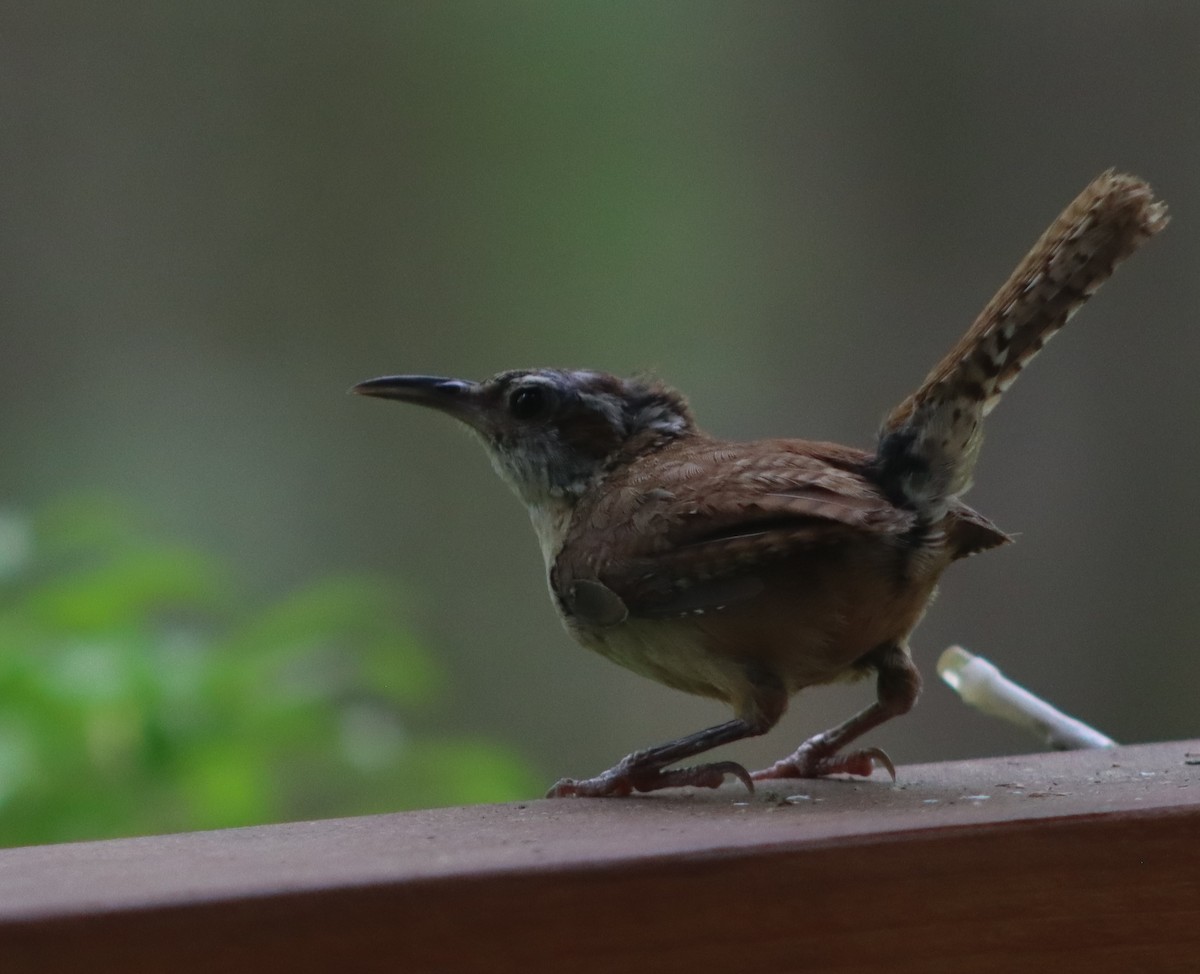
[351,376,392,398]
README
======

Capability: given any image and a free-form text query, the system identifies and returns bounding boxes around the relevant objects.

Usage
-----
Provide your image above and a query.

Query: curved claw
[862,747,896,782]
[719,760,756,794]
[655,761,755,794]
[822,746,896,781]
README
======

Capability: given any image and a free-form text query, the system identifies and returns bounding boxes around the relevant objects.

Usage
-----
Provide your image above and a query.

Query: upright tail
[874,170,1168,518]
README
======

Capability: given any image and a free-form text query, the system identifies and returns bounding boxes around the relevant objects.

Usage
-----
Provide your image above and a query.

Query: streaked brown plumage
[356,171,1167,797]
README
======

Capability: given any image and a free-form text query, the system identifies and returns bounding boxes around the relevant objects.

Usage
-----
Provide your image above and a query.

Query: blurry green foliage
[0,497,539,848]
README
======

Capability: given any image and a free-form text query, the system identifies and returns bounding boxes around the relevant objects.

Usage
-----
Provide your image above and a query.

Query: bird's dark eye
[509,385,552,420]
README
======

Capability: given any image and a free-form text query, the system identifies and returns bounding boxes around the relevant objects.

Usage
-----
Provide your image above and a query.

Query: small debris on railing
[937,645,1116,751]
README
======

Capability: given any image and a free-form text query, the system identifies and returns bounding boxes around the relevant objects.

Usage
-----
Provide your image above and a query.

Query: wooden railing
[2,739,1198,972]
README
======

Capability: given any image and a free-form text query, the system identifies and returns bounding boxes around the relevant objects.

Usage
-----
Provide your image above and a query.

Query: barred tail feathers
[874,171,1167,517]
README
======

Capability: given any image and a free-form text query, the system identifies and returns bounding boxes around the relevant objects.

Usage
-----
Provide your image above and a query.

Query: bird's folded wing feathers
[560,443,917,621]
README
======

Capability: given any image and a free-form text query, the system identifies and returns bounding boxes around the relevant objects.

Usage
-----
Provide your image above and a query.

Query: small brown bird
[356,172,1166,798]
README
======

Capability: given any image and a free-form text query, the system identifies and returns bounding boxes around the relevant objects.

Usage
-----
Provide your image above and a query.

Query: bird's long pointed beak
[352,374,483,426]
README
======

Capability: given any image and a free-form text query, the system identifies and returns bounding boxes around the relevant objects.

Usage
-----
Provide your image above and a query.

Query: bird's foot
[751,743,896,783]
[547,758,754,798]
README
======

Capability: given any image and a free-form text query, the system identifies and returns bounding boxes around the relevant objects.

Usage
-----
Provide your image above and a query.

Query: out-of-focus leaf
[0,500,539,847]
[24,547,228,633]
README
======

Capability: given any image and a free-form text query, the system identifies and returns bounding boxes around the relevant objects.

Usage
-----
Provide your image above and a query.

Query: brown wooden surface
[2,740,1198,972]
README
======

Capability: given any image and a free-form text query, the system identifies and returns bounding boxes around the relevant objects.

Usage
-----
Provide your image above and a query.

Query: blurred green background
[2,3,1197,846]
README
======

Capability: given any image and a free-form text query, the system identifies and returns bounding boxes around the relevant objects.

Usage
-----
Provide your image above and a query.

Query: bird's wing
[555,439,916,623]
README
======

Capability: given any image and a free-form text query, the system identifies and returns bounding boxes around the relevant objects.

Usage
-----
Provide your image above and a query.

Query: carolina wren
[355,172,1167,798]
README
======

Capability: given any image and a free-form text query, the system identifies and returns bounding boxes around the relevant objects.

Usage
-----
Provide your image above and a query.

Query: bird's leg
[752,642,921,782]
[549,670,785,798]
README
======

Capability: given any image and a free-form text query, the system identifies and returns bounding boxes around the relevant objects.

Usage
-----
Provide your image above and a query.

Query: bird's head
[353,368,693,507]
